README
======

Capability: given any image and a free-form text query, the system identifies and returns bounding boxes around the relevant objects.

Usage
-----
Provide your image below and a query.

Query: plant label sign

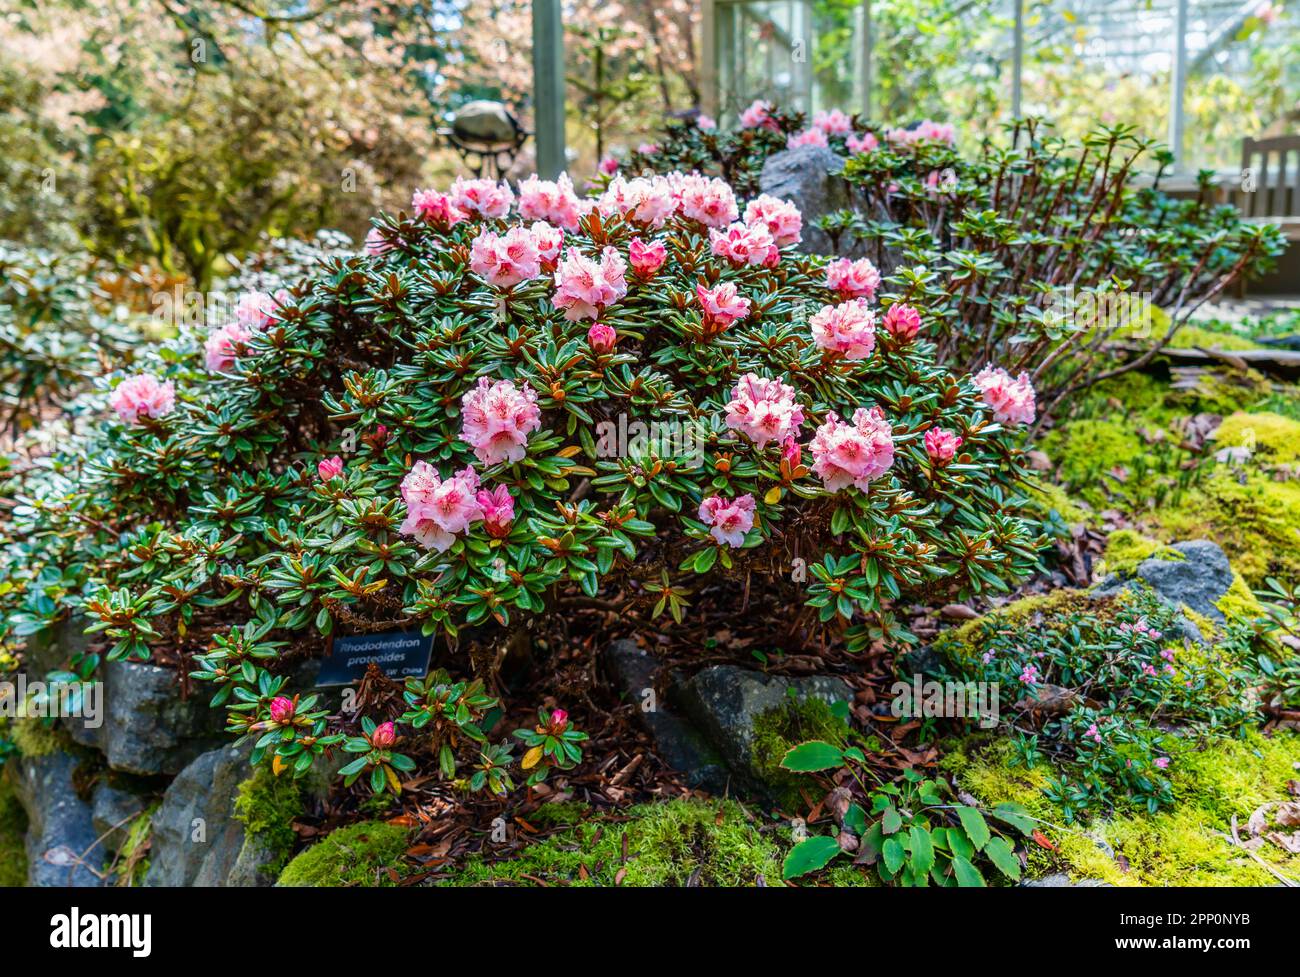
[316,630,432,687]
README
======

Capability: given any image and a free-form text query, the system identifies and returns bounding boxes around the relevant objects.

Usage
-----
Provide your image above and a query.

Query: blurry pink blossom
[111,374,175,424]
[974,366,1036,426]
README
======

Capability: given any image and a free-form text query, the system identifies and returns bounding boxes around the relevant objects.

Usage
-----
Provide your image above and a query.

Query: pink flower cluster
[411,188,467,228]
[886,120,957,148]
[476,484,515,538]
[812,109,853,136]
[399,462,483,552]
[517,173,584,231]
[846,132,879,155]
[973,366,1036,427]
[739,99,776,130]
[111,373,175,424]
[724,373,805,449]
[810,299,876,360]
[460,377,542,465]
[235,290,285,329]
[809,407,895,492]
[924,428,962,464]
[709,220,778,268]
[743,194,802,247]
[787,128,829,150]
[205,320,252,373]
[674,174,739,228]
[699,493,756,548]
[450,177,514,219]
[599,175,675,228]
[552,246,628,321]
[469,225,543,289]
[628,237,667,278]
[318,456,344,482]
[695,281,751,333]
[882,303,922,342]
[825,257,881,301]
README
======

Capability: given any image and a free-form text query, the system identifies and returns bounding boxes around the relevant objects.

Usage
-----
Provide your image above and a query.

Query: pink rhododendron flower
[599,175,675,228]
[846,132,879,154]
[696,114,717,130]
[1154,756,1170,769]
[695,281,751,332]
[924,428,962,464]
[460,377,542,465]
[709,220,779,268]
[204,320,252,373]
[812,109,853,136]
[549,709,569,732]
[637,142,658,155]
[476,484,515,538]
[628,237,667,278]
[587,322,617,354]
[810,299,877,360]
[883,303,922,342]
[724,373,805,449]
[411,188,467,228]
[973,366,1037,426]
[364,227,393,255]
[111,374,175,424]
[924,169,957,195]
[1084,722,1102,743]
[743,194,802,248]
[529,220,564,271]
[825,257,881,300]
[552,246,628,321]
[781,436,802,468]
[469,226,542,289]
[739,99,774,130]
[787,128,829,149]
[371,721,397,748]
[517,173,583,231]
[450,177,514,219]
[674,174,739,228]
[598,154,620,176]
[915,120,957,144]
[318,456,344,482]
[234,291,284,330]
[810,407,895,491]
[269,697,295,723]
[698,493,756,548]
[1019,663,1040,685]
[400,462,484,552]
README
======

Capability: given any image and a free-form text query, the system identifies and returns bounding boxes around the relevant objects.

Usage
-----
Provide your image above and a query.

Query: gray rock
[70,660,227,776]
[673,665,852,791]
[145,744,252,887]
[602,640,730,793]
[91,781,148,852]
[8,750,105,887]
[759,146,857,255]
[22,615,94,681]
[1095,539,1234,627]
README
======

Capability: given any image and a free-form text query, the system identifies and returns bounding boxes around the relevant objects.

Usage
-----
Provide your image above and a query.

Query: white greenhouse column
[532,0,566,179]
[1011,0,1023,119]
[1169,0,1190,169]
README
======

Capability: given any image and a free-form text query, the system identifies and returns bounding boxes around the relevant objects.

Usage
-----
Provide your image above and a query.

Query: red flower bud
[549,709,569,733]
[370,721,396,749]
[269,696,295,723]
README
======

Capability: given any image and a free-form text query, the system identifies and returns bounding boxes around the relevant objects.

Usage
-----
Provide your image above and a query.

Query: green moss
[947,730,1300,886]
[0,770,28,886]
[234,767,305,877]
[1027,480,1091,527]
[1099,529,1182,577]
[751,697,849,804]
[935,589,1100,666]
[1172,371,1273,417]
[276,820,411,887]
[1041,417,1147,510]
[1213,411,1300,464]
[442,799,783,887]
[1166,324,1264,351]
[10,718,63,757]
[527,800,590,826]
[1149,471,1300,586]
[1216,572,1265,624]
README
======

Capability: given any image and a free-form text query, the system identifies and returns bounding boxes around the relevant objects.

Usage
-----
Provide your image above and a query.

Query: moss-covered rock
[944,730,1300,886]
[1098,529,1183,578]
[1212,410,1300,464]
[750,697,849,805]
[442,799,783,887]
[276,820,412,887]
[233,766,305,879]
[0,770,28,887]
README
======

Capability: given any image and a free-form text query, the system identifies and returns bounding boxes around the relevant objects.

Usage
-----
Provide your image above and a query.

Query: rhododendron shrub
[3,173,1048,796]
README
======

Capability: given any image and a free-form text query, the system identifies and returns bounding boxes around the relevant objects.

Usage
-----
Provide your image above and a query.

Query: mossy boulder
[0,771,28,887]
[442,799,783,887]
[277,820,412,887]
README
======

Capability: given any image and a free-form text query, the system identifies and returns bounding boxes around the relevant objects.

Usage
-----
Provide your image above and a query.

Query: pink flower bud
[628,237,667,278]
[371,721,396,749]
[598,155,619,176]
[549,709,569,733]
[318,456,344,482]
[269,696,295,723]
[475,484,515,538]
[587,323,617,355]
[924,428,963,464]
[883,303,922,342]
[781,436,802,468]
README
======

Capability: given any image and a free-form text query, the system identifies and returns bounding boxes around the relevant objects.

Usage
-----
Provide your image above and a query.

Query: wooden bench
[1238,134,1300,241]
